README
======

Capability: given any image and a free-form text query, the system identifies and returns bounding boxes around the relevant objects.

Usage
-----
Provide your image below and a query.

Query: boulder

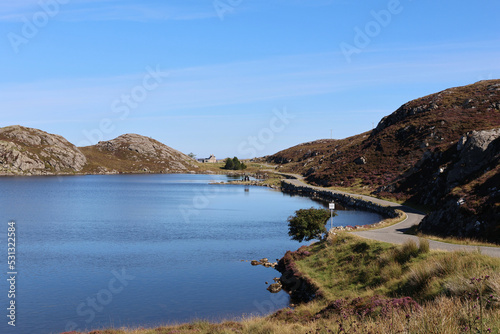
[447,128,500,183]
[267,282,282,293]
[354,156,367,165]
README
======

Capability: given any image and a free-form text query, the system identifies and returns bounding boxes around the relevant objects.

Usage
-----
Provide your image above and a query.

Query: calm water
[0,174,382,334]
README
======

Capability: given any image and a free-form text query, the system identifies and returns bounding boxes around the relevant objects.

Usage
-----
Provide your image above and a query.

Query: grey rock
[447,128,500,183]
[354,156,367,165]
[0,125,87,175]
[267,282,282,293]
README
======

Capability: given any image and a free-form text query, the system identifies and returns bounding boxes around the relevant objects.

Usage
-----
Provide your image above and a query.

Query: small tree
[224,158,234,170]
[232,157,241,170]
[287,207,333,242]
[223,156,247,170]
[188,152,196,159]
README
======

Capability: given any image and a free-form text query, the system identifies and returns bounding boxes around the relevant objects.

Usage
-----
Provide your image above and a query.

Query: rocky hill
[267,80,500,242]
[79,134,198,174]
[0,126,198,175]
[0,125,87,175]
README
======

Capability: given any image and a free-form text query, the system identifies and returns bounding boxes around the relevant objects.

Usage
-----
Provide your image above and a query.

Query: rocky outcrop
[417,128,500,242]
[251,258,278,268]
[86,133,197,174]
[95,134,185,160]
[0,125,87,175]
[275,247,321,304]
[354,156,367,165]
[0,126,198,176]
[446,129,500,184]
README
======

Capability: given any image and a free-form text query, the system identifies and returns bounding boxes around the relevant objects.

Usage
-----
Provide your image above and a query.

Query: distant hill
[267,80,500,242]
[80,133,198,174]
[0,125,87,175]
[0,126,198,175]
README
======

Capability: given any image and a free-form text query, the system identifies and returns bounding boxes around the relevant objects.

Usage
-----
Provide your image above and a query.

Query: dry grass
[406,228,500,248]
[73,295,500,334]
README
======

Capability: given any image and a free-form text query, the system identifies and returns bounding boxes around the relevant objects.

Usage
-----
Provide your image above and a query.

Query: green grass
[296,234,500,302]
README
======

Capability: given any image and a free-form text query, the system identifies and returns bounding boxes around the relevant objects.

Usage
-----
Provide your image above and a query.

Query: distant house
[197,154,217,163]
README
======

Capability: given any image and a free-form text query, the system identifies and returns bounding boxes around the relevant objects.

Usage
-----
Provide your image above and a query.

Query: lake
[0,174,383,334]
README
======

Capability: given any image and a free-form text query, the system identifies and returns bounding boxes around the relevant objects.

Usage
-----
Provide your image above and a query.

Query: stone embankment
[280,180,398,219]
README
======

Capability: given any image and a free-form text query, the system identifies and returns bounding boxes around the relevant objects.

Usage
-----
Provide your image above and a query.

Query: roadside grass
[352,209,407,231]
[406,225,500,247]
[297,234,500,302]
[75,234,500,334]
[261,175,285,188]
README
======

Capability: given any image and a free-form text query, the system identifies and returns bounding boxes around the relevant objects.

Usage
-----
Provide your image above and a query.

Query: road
[276,172,500,258]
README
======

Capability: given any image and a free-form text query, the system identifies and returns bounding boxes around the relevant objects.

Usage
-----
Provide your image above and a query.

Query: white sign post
[329,202,335,230]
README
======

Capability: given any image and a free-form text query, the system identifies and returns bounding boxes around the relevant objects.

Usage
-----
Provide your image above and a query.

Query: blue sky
[1,0,499,159]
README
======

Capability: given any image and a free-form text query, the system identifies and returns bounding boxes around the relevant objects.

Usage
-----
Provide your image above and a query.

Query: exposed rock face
[417,128,500,242]
[447,129,500,183]
[0,125,87,175]
[0,127,198,176]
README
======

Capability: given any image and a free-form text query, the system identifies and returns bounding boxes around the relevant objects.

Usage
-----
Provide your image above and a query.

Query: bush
[288,207,333,242]
[223,157,247,170]
[224,158,234,170]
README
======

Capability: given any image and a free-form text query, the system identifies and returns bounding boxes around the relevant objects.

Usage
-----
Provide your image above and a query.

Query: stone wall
[281,180,398,219]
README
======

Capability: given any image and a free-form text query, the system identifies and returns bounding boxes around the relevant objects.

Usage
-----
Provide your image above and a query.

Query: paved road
[277,172,500,258]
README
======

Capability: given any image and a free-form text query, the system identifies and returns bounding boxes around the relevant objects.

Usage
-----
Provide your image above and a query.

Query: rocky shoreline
[244,176,403,304]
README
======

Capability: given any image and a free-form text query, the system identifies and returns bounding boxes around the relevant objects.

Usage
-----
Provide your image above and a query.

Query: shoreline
[213,174,402,230]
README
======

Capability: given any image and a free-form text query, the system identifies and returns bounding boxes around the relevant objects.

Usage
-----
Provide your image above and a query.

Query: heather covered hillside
[267,80,500,242]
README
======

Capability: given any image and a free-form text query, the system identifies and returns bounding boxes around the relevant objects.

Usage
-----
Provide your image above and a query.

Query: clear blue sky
[1,0,499,159]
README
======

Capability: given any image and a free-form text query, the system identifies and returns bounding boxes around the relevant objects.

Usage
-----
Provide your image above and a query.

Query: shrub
[223,157,247,170]
[287,208,332,242]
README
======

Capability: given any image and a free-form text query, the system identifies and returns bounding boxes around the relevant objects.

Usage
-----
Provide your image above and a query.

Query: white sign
[329,203,335,210]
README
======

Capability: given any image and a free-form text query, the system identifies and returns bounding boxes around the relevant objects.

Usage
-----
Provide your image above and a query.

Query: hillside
[0,126,198,175]
[79,134,198,174]
[267,80,500,242]
[0,125,87,175]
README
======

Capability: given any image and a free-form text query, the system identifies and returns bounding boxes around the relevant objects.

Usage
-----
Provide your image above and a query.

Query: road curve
[278,173,500,258]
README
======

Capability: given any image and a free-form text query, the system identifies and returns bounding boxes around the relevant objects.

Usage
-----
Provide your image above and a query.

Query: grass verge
[406,225,500,248]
